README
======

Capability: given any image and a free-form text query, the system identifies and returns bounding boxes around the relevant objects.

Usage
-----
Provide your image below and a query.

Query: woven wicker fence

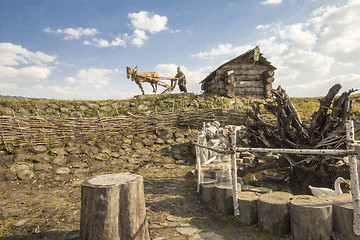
[0,109,246,147]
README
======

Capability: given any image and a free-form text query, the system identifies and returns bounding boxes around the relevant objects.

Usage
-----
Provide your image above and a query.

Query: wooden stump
[200,178,216,203]
[237,191,259,225]
[215,184,233,214]
[258,192,293,236]
[290,195,333,240]
[332,194,359,240]
[80,173,150,240]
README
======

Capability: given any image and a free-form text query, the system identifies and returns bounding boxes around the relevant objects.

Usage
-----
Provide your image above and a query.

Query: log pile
[200,47,276,98]
[246,84,358,191]
[201,64,274,98]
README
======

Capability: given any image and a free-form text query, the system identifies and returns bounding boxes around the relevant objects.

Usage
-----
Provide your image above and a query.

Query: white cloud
[256,37,289,56]
[278,23,317,50]
[285,73,360,97]
[0,42,56,66]
[244,0,360,97]
[45,11,169,49]
[256,24,271,30]
[282,50,334,75]
[131,29,149,47]
[84,36,127,48]
[0,42,56,83]
[128,11,168,33]
[310,1,360,63]
[83,29,149,48]
[191,43,253,59]
[261,0,282,5]
[44,27,99,40]
[0,82,18,91]
[65,67,119,89]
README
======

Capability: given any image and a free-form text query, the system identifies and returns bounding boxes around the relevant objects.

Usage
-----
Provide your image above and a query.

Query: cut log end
[80,173,150,240]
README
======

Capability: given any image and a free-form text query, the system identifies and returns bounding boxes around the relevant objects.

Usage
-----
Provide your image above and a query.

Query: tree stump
[290,195,333,240]
[237,191,259,225]
[332,194,358,240]
[200,177,215,203]
[80,173,150,240]
[258,192,293,236]
[201,183,215,202]
[215,184,233,214]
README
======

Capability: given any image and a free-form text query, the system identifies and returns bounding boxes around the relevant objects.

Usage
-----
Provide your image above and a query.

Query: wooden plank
[234,87,264,95]
[234,80,263,88]
[235,75,262,81]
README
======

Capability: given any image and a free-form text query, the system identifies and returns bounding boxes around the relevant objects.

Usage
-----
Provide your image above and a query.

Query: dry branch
[247,84,357,180]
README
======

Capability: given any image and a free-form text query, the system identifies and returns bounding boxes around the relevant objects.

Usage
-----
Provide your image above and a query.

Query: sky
[0,0,359,100]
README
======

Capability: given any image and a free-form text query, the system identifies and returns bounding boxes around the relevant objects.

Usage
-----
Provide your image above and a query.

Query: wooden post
[346,120,360,236]
[290,195,333,239]
[258,192,293,236]
[332,194,359,240]
[196,131,202,193]
[196,123,206,193]
[215,184,233,214]
[237,192,259,225]
[230,127,240,216]
[80,173,150,240]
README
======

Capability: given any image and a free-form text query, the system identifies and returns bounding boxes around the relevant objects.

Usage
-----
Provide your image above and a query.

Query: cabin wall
[201,62,274,98]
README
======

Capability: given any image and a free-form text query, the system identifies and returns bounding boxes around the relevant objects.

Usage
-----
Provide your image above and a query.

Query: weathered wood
[234,87,264,95]
[221,63,269,71]
[215,184,233,214]
[80,173,150,240]
[264,90,271,98]
[264,77,274,84]
[333,194,359,240]
[234,80,263,88]
[261,70,274,79]
[215,75,224,82]
[258,192,293,236]
[216,69,225,76]
[226,89,235,98]
[235,75,262,81]
[290,195,333,240]
[230,129,240,216]
[346,120,360,236]
[237,192,259,225]
[264,84,272,91]
[309,83,342,140]
[201,183,215,202]
[224,75,235,84]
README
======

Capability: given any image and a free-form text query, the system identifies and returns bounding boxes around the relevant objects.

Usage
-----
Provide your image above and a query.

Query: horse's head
[126,66,132,79]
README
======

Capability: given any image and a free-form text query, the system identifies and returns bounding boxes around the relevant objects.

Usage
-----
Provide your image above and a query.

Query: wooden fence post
[80,173,150,240]
[346,120,360,236]
[230,127,240,216]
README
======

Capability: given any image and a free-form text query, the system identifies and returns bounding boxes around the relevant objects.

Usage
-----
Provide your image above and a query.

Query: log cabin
[200,46,276,98]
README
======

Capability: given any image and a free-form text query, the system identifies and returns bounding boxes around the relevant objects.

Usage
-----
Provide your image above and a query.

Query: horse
[126,66,160,95]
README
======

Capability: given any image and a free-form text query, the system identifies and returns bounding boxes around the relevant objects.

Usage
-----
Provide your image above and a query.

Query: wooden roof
[200,46,277,84]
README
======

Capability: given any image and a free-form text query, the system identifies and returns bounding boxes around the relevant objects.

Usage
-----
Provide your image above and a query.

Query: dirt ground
[0,144,288,240]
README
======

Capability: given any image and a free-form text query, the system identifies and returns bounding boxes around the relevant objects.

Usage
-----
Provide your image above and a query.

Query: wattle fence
[0,109,246,147]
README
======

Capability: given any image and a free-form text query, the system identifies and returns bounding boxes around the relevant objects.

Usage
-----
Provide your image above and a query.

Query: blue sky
[0,0,359,99]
